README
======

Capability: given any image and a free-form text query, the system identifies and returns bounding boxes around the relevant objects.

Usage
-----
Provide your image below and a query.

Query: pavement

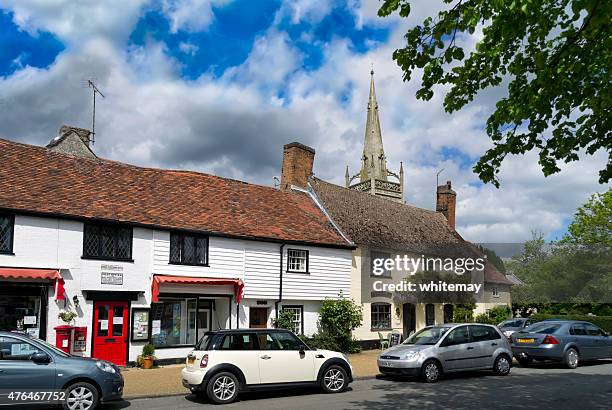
[121,349,382,399]
[106,359,612,410]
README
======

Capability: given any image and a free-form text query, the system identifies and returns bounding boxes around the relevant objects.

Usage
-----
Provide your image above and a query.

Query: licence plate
[382,361,393,367]
[517,338,535,343]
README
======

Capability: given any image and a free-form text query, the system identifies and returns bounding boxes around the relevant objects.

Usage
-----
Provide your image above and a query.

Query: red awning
[152,275,244,304]
[0,267,65,301]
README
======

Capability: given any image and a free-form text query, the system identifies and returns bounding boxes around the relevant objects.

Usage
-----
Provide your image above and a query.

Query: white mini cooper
[182,329,353,404]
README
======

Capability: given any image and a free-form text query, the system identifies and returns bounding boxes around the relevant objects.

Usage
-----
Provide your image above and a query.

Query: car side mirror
[31,352,51,364]
[299,345,306,354]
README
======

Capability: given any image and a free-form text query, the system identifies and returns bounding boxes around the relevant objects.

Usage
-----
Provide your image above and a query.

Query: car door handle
[491,343,498,346]
[261,355,271,360]
[466,346,475,350]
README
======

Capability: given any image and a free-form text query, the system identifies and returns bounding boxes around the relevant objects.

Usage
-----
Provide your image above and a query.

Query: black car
[0,331,123,410]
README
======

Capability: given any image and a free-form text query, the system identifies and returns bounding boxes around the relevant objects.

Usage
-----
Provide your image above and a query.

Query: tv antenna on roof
[86,79,105,145]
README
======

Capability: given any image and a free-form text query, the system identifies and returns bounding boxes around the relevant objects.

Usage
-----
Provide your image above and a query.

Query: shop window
[0,214,14,254]
[0,336,42,360]
[371,251,392,277]
[425,303,435,326]
[83,222,132,261]
[371,303,391,330]
[282,306,303,335]
[151,299,209,347]
[287,249,308,273]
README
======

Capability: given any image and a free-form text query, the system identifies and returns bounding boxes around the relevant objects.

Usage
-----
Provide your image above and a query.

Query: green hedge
[530,314,612,333]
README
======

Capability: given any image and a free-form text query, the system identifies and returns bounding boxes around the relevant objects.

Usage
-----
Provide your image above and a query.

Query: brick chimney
[280,142,315,191]
[436,180,457,229]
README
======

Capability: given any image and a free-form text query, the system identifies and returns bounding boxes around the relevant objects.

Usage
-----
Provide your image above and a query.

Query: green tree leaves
[380,0,611,187]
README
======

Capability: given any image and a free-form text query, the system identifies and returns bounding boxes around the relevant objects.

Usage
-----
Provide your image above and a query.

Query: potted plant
[137,343,156,369]
[58,310,77,325]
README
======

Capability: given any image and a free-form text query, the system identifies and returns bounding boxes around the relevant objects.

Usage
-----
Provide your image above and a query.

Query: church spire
[345,68,404,203]
[360,68,388,182]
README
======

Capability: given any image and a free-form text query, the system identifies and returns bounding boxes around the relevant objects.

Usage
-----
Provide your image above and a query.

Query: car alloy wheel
[422,360,441,383]
[566,348,579,369]
[495,355,511,375]
[324,367,345,392]
[64,382,98,410]
[212,376,236,401]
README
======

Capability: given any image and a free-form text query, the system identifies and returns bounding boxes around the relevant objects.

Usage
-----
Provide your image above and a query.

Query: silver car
[378,323,512,382]
[511,320,612,368]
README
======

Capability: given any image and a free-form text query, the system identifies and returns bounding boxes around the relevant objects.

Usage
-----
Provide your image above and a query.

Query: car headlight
[96,361,116,373]
[404,351,419,360]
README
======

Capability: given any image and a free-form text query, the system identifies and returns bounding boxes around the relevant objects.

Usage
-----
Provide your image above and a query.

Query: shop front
[0,267,65,339]
[149,275,244,362]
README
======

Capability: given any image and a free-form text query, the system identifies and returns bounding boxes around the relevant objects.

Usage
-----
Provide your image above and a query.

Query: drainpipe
[275,243,286,321]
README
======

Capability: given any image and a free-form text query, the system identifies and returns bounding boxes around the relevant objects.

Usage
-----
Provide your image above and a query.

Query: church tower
[345,69,404,202]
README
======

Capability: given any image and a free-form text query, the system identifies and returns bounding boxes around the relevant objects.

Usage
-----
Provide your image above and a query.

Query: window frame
[82,222,133,262]
[150,297,213,349]
[425,303,435,326]
[286,248,309,274]
[492,287,500,297]
[371,302,392,331]
[440,325,471,347]
[0,213,15,255]
[169,231,209,267]
[282,305,304,335]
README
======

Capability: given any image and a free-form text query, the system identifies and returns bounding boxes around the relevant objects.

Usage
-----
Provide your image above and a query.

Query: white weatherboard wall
[2,214,353,361]
[0,215,154,360]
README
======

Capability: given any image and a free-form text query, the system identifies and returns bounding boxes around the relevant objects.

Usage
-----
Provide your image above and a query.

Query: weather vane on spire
[370,62,374,76]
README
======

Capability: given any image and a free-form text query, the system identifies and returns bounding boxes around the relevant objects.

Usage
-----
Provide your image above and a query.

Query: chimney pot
[280,142,315,191]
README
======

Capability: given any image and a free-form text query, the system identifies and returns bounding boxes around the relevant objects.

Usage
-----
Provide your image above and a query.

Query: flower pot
[141,357,154,369]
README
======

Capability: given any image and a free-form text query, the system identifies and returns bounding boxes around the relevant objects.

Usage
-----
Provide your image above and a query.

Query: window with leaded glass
[169,232,208,265]
[371,303,391,330]
[0,214,14,254]
[287,249,308,273]
[83,222,132,261]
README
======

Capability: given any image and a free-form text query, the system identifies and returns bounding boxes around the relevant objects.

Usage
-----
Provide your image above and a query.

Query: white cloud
[161,0,231,33]
[0,0,148,45]
[0,0,607,245]
[178,41,199,55]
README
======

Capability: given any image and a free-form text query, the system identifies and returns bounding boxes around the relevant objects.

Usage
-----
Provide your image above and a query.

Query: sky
[0,0,608,243]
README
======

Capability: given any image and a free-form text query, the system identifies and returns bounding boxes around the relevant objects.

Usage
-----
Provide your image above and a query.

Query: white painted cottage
[0,128,354,365]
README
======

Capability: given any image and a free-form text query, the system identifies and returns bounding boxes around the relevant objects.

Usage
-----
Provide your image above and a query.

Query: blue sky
[0,0,606,242]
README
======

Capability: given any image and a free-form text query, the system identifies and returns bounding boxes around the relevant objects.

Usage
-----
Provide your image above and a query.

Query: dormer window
[0,214,14,254]
[287,249,309,273]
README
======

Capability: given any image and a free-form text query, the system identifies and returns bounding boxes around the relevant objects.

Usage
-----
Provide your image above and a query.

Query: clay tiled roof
[310,177,513,284]
[0,138,352,248]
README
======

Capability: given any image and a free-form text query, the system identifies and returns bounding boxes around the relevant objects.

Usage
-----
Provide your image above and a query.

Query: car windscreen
[524,323,562,334]
[499,319,524,328]
[403,326,451,345]
[36,338,71,357]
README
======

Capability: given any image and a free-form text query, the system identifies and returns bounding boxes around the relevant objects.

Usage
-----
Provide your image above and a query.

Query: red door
[93,301,128,366]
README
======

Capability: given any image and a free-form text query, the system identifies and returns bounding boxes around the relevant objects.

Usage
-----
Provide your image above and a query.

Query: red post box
[72,326,87,353]
[54,325,74,354]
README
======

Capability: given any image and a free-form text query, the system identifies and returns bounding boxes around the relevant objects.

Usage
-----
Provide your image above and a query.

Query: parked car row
[1,319,610,408]
[377,319,612,385]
